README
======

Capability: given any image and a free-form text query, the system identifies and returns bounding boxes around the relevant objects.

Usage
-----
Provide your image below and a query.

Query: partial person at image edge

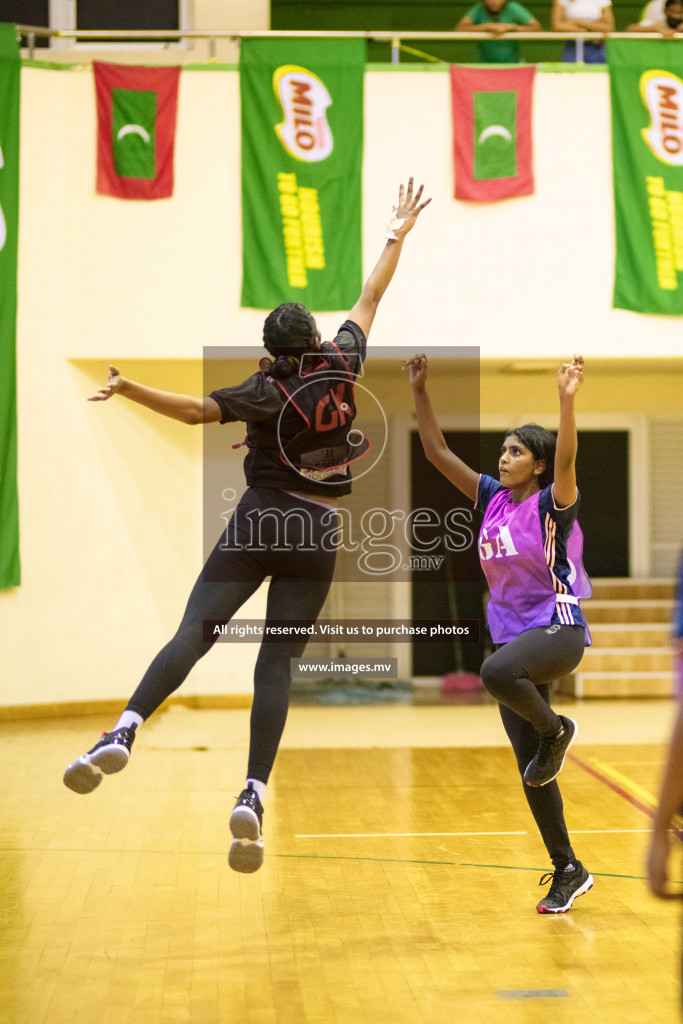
[627,0,683,37]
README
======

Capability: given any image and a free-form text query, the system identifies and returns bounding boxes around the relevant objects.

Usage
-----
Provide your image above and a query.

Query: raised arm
[89,365,221,425]
[404,354,480,503]
[347,178,431,339]
[647,701,683,900]
[553,355,584,508]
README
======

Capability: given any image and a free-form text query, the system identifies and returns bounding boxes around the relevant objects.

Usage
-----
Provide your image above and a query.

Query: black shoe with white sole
[63,725,136,794]
[536,861,594,914]
[523,715,577,788]
[228,784,264,874]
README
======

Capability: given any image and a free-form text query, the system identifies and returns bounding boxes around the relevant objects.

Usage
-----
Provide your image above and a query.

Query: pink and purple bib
[477,475,591,645]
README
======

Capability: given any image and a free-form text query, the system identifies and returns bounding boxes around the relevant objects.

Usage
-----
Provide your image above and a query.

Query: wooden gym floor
[1,699,681,1024]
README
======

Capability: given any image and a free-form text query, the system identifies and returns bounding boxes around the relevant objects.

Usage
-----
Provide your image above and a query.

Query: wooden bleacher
[560,578,676,698]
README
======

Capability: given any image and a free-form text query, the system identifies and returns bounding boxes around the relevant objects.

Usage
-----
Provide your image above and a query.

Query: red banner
[450,65,535,202]
[94,62,180,200]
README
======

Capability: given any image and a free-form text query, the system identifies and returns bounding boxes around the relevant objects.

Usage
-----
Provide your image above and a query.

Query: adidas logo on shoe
[536,861,594,913]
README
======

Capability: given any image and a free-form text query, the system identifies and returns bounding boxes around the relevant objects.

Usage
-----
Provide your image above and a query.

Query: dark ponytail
[504,423,557,489]
[258,354,301,380]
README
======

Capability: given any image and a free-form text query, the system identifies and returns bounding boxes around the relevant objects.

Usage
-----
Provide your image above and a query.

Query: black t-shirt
[209,319,366,497]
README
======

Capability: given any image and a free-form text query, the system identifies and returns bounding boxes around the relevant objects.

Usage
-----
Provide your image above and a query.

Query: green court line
[2,846,674,878]
[0,847,455,865]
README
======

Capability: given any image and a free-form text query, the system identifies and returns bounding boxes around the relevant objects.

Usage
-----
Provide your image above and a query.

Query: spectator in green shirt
[456,0,542,62]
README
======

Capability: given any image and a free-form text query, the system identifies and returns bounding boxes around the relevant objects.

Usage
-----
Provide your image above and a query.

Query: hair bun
[263,354,299,380]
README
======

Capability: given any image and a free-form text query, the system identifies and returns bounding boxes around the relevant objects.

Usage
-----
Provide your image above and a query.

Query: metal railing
[16,25,675,64]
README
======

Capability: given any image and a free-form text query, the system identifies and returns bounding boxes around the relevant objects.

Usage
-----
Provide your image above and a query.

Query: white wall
[26,64,683,360]
[2,63,682,709]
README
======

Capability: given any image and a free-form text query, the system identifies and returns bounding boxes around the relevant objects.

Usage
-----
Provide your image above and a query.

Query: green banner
[609,39,683,314]
[0,24,20,589]
[240,38,365,311]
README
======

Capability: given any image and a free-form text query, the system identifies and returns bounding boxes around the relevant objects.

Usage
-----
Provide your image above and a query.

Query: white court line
[295,828,653,838]
[296,832,528,838]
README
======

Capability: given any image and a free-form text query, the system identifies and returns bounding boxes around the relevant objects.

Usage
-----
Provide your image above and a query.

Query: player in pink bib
[406,353,593,914]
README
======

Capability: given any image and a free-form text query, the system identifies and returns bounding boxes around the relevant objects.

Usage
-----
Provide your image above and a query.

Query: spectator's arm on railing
[626,19,681,36]
[587,5,615,31]
[552,0,613,31]
[456,13,542,34]
[514,15,543,30]
[455,15,495,31]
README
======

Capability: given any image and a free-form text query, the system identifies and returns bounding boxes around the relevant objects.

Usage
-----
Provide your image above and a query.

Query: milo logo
[273,64,333,162]
[640,69,683,166]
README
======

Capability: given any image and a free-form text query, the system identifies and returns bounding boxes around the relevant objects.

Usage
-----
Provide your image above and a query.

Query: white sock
[247,778,266,803]
[115,711,143,732]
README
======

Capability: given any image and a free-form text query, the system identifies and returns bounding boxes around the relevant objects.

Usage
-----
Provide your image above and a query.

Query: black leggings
[480,624,586,868]
[126,487,337,783]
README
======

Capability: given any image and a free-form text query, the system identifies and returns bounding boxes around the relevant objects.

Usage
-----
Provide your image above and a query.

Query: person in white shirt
[637,0,665,25]
[552,0,614,62]
[627,0,683,36]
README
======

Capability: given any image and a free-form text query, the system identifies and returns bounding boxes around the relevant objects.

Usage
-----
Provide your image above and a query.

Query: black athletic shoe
[228,784,264,874]
[523,715,578,788]
[63,725,136,794]
[536,861,594,914]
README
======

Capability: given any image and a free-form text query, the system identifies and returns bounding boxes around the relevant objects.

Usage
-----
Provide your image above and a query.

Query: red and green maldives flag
[450,65,535,202]
[94,62,180,199]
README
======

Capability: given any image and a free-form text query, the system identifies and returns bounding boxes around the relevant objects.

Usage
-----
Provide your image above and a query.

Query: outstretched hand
[401,353,428,392]
[89,365,124,402]
[558,355,584,398]
[388,178,432,239]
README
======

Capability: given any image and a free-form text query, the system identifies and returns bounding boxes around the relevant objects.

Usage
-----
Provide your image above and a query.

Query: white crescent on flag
[478,125,513,145]
[117,124,151,144]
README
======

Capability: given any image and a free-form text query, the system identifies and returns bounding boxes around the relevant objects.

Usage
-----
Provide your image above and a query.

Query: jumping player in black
[63,180,431,874]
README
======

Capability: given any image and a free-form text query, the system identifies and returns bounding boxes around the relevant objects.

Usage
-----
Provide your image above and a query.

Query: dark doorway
[7,1,50,47]
[410,429,630,676]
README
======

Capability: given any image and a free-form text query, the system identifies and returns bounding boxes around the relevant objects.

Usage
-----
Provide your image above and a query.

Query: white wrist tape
[386,206,406,240]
